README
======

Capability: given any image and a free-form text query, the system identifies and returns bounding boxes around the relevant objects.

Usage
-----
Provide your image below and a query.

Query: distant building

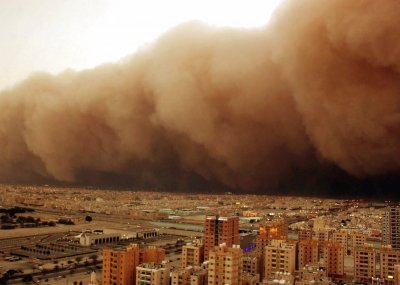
[203,215,239,260]
[80,231,121,246]
[140,246,165,264]
[382,206,400,249]
[298,229,313,241]
[323,241,344,278]
[332,230,348,255]
[298,240,319,269]
[259,219,288,240]
[313,230,331,257]
[102,243,140,285]
[349,231,366,256]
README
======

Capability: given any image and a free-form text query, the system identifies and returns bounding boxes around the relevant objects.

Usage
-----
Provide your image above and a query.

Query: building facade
[264,240,296,278]
[298,240,319,269]
[102,244,140,285]
[383,206,400,250]
[208,244,243,285]
[181,241,204,268]
[203,215,239,260]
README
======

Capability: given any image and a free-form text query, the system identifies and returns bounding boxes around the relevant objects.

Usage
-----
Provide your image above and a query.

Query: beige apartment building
[353,244,376,283]
[243,253,259,275]
[136,262,170,285]
[264,240,296,278]
[380,246,400,284]
[298,240,319,269]
[349,231,367,256]
[383,206,400,250]
[181,240,204,268]
[332,230,348,254]
[102,244,140,285]
[323,241,344,278]
[208,244,243,285]
[256,219,288,280]
[313,230,331,257]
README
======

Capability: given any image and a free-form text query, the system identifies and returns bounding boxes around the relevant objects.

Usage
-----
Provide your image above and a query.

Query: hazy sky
[0,0,282,90]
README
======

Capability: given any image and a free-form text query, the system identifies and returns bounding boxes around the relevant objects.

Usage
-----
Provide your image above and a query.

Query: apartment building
[298,240,319,269]
[208,244,243,285]
[203,215,239,260]
[136,262,170,285]
[264,240,296,278]
[181,240,204,268]
[102,244,140,285]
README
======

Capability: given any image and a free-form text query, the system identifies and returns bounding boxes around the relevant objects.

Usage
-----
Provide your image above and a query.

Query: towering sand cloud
[1,0,400,194]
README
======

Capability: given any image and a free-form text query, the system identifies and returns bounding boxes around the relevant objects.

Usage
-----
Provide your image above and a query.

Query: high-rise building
[332,230,348,255]
[298,229,313,241]
[208,244,243,285]
[313,230,331,257]
[136,261,170,285]
[181,240,204,268]
[140,246,165,264]
[323,241,344,278]
[380,246,400,284]
[382,206,400,249]
[298,240,319,269]
[259,219,288,240]
[203,215,239,260]
[353,244,376,283]
[349,231,367,256]
[264,240,296,278]
[102,244,140,285]
[394,264,400,285]
[256,219,288,279]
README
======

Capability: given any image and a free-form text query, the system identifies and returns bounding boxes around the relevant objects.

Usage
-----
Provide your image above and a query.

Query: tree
[85,215,93,222]
[22,275,33,283]
[90,254,98,264]
[75,256,82,264]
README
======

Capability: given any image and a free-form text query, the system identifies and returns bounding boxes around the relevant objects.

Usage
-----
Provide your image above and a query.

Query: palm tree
[75,256,82,264]
[90,254,98,264]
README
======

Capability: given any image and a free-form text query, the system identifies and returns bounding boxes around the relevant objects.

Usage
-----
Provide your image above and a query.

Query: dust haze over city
[1,0,400,199]
[3,1,400,285]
